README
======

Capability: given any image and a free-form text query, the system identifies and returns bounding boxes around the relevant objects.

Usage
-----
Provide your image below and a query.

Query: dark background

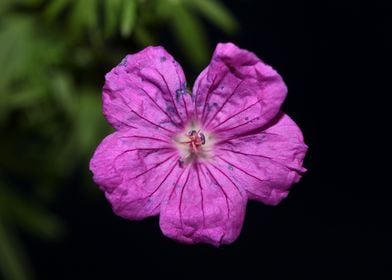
[5,0,390,278]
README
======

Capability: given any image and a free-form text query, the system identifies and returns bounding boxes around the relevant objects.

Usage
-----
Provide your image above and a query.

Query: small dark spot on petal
[245,117,249,121]
[167,106,176,113]
[228,165,234,171]
[160,56,167,62]
[175,89,184,100]
[178,159,184,168]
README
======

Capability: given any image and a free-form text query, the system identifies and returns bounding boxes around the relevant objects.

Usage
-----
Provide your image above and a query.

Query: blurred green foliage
[0,0,238,279]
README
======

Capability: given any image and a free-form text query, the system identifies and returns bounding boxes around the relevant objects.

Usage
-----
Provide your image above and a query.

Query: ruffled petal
[193,42,287,139]
[103,46,193,134]
[89,129,184,220]
[159,163,247,246]
[214,113,307,205]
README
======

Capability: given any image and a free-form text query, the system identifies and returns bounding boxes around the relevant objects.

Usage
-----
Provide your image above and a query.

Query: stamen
[181,130,206,153]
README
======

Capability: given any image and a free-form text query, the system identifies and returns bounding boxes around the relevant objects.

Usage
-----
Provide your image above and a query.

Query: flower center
[180,130,206,153]
[174,126,214,166]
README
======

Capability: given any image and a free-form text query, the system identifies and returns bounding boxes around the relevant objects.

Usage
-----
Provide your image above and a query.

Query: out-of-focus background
[0,0,390,279]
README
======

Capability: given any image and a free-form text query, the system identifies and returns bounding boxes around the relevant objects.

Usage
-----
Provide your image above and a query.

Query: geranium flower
[90,43,307,246]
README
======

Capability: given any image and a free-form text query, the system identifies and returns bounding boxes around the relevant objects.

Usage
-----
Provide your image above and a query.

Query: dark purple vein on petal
[193,74,206,119]
[203,165,230,220]
[215,117,260,134]
[145,156,180,198]
[131,153,178,179]
[208,161,244,199]
[173,63,190,119]
[211,99,261,130]
[200,74,221,121]
[138,87,182,127]
[108,116,137,129]
[203,80,244,127]
[153,70,184,124]
[179,168,192,229]
[161,165,189,233]
[216,155,266,183]
[181,94,189,119]
[117,94,176,133]
[118,135,171,144]
[113,148,174,174]
[168,165,189,201]
[218,148,306,173]
[195,164,206,227]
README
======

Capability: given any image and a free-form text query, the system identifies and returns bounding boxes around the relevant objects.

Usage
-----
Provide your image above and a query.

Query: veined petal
[193,42,287,139]
[214,113,307,205]
[103,46,193,134]
[89,129,182,220]
[159,163,247,246]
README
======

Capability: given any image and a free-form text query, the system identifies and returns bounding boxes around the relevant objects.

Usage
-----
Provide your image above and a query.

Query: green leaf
[69,0,98,38]
[0,87,46,110]
[0,16,35,88]
[170,2,209,68]
[45,0,71,21]
[74,92,107,155]
[185,0,238,34]
[0,219,33,280]
[0,188,65,241]
[50,72,75,117]
[133,25,156,46]
[0,0,12,15]
[104,0,122,37]
[120,0,137,38]
[19,0,43,6]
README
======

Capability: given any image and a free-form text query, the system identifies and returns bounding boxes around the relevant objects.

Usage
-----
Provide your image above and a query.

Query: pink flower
[90,43,307,246]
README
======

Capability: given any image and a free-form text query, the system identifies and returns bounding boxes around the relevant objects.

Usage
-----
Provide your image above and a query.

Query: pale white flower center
[173,124,215,166]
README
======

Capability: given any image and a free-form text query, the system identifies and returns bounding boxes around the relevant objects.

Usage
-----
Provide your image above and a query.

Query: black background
[26,0,391,278]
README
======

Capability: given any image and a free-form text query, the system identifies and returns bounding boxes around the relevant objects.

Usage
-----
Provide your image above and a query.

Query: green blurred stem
[0,218,33,280]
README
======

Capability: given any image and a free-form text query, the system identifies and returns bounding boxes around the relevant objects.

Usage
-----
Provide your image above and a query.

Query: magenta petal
[193,43,287,139]
[90,129,183,220]
[159,164,247,246]
[103,46,193,134]
[214,113,308,205]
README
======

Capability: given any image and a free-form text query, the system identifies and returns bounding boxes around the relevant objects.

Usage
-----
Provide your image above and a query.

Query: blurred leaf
[49,72,75,117]
[0,16,34,88]
[69,0,98,38]
[0,188,65,240]
[45,0,71,21]
[120,0,137,38]
[75,92,108,155]
[0,88,46,110]
[104,0,122,37]
[170,2,209,67]
[133,25,155,46]
[185,0,238,34]
[0,219,33,280]
[0,0,12,14]
[155,0,174,19]
[19,0,43,7]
